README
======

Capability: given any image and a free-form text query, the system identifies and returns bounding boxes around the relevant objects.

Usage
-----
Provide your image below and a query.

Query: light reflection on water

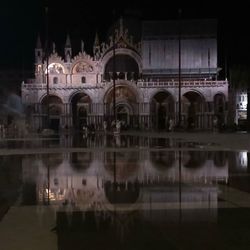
[0,133,216,149]
[4,150,247,209]
[21,150,229,207]
[1,148,250,249]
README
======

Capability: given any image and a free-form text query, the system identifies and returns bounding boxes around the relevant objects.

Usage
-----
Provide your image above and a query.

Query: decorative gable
[98,17,141,59]
[71,52,97,74]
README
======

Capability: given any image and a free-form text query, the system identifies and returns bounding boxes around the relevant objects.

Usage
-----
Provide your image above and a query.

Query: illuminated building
[22,18,228,131]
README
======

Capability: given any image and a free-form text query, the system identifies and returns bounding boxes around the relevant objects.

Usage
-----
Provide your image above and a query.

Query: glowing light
[238,151,248,168]
[45,63,64,74]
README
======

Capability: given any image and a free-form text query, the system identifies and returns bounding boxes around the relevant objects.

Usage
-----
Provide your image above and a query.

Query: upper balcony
[137,79,228,88]
[22,78,228,91]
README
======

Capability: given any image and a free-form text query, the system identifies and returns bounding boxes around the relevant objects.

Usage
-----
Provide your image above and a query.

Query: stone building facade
[21,18,228,131]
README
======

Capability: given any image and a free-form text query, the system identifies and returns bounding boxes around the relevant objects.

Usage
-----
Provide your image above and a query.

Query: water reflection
[71,152,92,171]
[0,133,221,150]
[2,139,250,250]
[150,151,175,169]
[20,150,230,208]
[0,155,22,207]
[0,133,207,149]
[68,134,209,149]
[21,150,229,249]
[2,150,250,249]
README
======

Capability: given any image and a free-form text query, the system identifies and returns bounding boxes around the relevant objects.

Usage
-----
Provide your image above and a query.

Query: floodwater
[0,133,217,151]
[1,134,250,250]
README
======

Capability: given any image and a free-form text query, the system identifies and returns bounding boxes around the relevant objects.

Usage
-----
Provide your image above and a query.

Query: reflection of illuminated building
[20,150,231,245]
[21,150,228,208]
[231,151,248,170]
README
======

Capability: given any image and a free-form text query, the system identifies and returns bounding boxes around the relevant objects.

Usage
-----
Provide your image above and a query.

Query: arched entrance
[150,91,175,130]
[182,91,205,129]
[214,93,226,129]
[41,95,63,131]
[104,85,138,129]
[71,93,91,129]
[116,104,131,126]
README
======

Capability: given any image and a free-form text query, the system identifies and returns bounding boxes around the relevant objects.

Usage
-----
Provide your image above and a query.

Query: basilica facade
[21,18,228,131]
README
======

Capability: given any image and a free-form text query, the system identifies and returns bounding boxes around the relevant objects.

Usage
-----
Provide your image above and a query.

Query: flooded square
[1,134,250,249]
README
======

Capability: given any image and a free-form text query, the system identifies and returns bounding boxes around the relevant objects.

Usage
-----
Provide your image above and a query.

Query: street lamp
[45,6,50,129]
[113,31,116,122]
[178,9,182,128]
[112,11,116,123]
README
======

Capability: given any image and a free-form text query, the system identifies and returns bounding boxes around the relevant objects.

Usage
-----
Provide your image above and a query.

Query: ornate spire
[35,34,43,64]
[52,42,56,53]
[96,17,141,59]
[119,17,124,36]
[93,32,101,60]
[94,32,100,46]
[65,33,71,48]
[81,40,85,53]
[64,34,72,62]
[36,34,42,49]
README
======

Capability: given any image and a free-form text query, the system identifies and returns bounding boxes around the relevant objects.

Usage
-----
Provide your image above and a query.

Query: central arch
[103,85,138,129]
[116,103,132,126]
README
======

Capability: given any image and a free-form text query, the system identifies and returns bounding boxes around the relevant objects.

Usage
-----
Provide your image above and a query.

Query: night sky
[1,1,250,72]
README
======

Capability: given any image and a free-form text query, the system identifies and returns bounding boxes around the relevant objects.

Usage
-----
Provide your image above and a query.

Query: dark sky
[1,1,250,72]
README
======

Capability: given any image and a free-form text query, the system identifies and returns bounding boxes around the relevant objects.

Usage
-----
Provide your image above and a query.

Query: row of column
[30,102,224,130]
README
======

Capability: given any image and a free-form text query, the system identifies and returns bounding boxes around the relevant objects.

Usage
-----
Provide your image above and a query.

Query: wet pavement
[1,131,250,249]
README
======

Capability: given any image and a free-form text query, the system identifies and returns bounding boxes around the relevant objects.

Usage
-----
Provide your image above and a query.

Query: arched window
[53,77,58,84]
[81,76,86,83]
[104,55,139,81]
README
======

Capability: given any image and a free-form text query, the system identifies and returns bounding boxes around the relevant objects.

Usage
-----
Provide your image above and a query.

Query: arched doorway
[104,85,138,129]
[214,93,226,129]
[41,95,63,131]
[116,104,131,126]
[150,91,175,130]
[182,91,205,129]
[71,93,91,129]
